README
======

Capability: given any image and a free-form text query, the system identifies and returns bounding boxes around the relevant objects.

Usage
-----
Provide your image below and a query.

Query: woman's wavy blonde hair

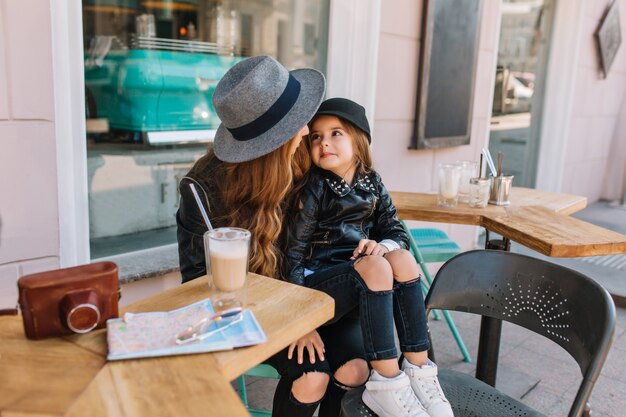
[214,136,310,278]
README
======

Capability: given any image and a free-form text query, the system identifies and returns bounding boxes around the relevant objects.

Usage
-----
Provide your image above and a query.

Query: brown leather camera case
[18,261,120,340]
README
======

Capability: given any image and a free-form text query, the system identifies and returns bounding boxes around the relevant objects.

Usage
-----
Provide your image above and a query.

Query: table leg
[476,317,502,386]
[485,229,511,251]
[475,230,511,386]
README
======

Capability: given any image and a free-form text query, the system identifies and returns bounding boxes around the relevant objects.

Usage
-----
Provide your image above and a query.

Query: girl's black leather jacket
[284,167,408,285]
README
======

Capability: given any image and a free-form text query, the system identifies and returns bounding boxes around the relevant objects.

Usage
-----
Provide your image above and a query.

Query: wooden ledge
[483,206,626,257]
[391,189,626,258]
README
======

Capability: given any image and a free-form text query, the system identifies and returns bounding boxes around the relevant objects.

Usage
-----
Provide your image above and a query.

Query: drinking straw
[478,154,483,179]
[497,152,504,177]
[484,148,497,176]
[189,183,214,231]
[482,148,497,177]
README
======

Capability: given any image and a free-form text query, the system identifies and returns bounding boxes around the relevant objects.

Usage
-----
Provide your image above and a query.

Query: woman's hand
[288,330,325,364]
[351,239,389,259]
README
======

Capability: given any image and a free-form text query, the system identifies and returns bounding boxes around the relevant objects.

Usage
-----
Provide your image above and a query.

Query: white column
[51,0,90,266]
[535,0,585,192]
[326,0,382,127]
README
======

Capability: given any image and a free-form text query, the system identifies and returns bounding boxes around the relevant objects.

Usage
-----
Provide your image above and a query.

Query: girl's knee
[384,248,415,265]
[353,256,393,291]
[384,249,420,281]
[291,371,330,403]
[334,359,369,388]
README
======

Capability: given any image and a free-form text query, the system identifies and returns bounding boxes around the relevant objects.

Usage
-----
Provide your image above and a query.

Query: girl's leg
[352,255,401,377]
[264,348,330,417]
[310,260,428,417]
[308,259,402,376]
[306,262,397,364]
[304,265,387,417]
[383,249,429,366]
[384,249,454,417]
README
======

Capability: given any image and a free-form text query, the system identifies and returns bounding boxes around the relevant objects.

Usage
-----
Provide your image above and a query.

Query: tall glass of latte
[204,227,251,310]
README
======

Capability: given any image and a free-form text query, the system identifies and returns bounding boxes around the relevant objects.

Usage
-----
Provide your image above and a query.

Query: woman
[176,56,369,417]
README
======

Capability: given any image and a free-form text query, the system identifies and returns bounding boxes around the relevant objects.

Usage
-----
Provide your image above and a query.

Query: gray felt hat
[212,55,326,163]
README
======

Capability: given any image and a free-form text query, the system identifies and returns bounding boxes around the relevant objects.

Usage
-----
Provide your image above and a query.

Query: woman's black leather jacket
[284,167,408,286]
[176,156,230,283]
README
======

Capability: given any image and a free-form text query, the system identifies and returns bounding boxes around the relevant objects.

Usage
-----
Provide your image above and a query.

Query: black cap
[315,98,371,143]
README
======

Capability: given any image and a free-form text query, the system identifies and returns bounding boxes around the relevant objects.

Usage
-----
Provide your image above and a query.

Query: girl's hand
[288,330,325,364]
[351,239,389,259]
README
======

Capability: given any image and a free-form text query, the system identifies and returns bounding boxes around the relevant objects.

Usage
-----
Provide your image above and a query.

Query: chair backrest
[426,250,615,416]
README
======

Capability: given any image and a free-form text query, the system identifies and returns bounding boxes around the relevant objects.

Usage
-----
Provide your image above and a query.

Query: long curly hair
[341,120,372,176]
[212,137,309,278]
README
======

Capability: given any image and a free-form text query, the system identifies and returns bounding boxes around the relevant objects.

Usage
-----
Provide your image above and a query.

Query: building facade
[1,0,625,308]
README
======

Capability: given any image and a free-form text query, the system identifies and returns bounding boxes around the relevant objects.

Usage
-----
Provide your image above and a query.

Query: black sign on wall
[411,0,484,150]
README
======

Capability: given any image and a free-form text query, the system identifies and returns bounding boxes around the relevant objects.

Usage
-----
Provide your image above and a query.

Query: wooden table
[0,274,334,417]
[391,187,626,257]
[391,187,626,385]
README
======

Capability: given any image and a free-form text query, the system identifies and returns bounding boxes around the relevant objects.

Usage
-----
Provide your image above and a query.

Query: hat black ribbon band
[227,74,301,142]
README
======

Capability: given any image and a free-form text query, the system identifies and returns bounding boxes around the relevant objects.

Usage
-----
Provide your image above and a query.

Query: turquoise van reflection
[84,42,242,140]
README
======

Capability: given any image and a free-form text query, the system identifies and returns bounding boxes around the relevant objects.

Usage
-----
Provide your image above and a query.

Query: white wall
[603,92,626,201]
[373,0,501,250]
[0,0,61,309]
[562,0,626,200]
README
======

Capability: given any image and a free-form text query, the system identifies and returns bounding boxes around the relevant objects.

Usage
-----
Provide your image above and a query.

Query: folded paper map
[107,299,266,360]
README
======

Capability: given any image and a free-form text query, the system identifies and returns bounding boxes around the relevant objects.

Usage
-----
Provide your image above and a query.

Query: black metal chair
[340,250,616,417]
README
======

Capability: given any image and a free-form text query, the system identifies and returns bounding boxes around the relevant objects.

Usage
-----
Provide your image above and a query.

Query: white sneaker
[362,371,430,417]
[402,359,454,417]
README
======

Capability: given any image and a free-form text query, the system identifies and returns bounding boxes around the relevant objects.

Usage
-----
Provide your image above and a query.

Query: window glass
[492,0,545,116]
[489,0,553,187]
[83,0,330,258]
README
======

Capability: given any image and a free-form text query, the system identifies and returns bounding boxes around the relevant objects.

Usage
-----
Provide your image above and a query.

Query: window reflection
[82,0,329,258]
[489,0,553,188]
[492,0,544,116]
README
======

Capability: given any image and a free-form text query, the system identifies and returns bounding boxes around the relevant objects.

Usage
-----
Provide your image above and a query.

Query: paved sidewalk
[240,201,626,416]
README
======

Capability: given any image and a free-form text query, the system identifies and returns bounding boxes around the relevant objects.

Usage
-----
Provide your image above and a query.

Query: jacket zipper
[310,231,330,245]
[360,196,378,235]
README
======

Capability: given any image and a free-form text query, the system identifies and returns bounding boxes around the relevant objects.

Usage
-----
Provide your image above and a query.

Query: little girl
[285,98,454,417]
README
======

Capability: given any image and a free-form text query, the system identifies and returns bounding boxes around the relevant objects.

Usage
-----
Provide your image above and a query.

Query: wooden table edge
[0,275,335,417]
[480,207,626,258]
[61,274,336,416]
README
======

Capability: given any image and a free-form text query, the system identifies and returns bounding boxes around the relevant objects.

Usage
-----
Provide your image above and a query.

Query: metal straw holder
[489,175,514,206]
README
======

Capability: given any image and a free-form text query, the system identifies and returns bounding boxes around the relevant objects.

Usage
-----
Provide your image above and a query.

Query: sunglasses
[175,306,244,345]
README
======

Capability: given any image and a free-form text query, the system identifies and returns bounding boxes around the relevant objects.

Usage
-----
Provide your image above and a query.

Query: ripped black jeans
[308,261,430,361]
[265,315,366,417]
[265,261,429,417]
